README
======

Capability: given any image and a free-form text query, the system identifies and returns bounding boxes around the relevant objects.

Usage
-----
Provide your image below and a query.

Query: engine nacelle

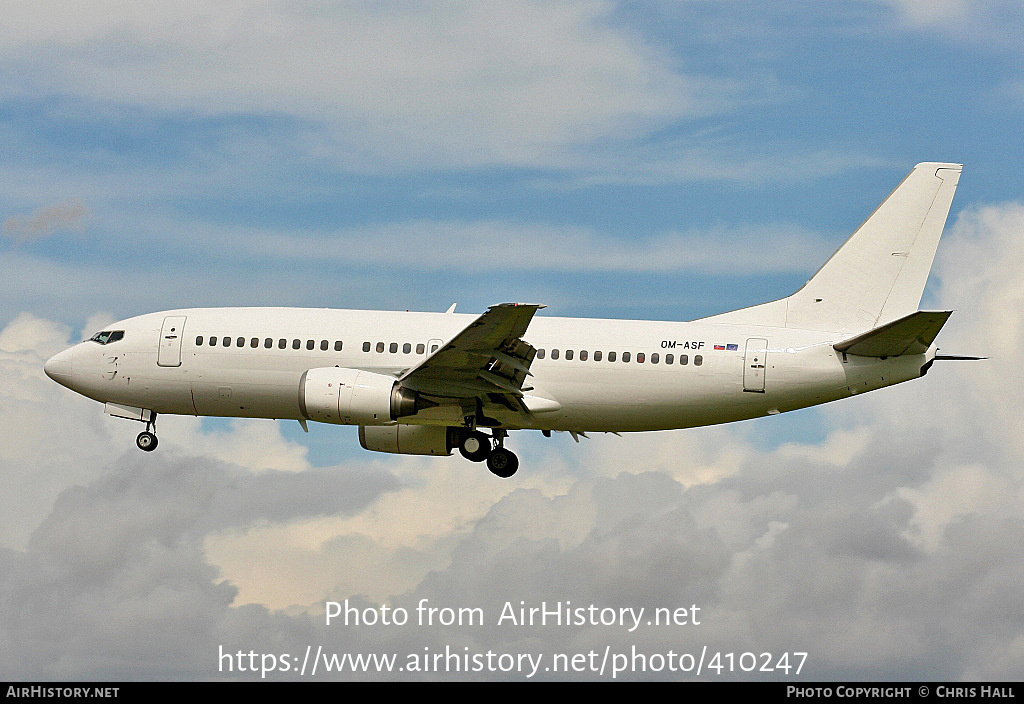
[359,424,455,456]
[299,367,429,426]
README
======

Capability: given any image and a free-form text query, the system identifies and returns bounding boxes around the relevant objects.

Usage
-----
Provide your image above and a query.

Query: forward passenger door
[157,315,187,367]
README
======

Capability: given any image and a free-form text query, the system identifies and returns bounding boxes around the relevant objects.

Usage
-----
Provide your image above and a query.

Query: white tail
[702,162,962,334]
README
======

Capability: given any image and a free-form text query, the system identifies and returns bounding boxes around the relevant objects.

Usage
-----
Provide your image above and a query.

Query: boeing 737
[45,162,974,476]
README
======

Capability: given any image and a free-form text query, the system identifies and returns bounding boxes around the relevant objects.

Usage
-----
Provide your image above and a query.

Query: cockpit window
[88,330,125,345]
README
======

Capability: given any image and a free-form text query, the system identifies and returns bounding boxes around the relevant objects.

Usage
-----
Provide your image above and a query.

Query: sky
[1,0,1023,681]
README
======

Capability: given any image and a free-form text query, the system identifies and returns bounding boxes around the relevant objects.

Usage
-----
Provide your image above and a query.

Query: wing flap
[833,310,952,357]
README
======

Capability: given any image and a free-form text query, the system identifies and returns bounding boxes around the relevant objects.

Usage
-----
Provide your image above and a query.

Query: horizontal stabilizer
[833,310,952,357]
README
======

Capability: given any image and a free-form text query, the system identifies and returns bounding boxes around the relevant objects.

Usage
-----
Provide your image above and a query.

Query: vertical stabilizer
[701,162,961,334]
[786,162,961,332]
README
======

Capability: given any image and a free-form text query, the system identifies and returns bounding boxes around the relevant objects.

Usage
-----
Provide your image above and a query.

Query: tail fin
[702,162,962,334]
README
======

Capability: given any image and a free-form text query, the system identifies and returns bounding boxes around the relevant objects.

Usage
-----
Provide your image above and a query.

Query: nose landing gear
[135,413,158,452]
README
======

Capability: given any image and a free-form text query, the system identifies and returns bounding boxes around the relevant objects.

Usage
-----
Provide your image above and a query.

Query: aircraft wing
[398,303,543,404]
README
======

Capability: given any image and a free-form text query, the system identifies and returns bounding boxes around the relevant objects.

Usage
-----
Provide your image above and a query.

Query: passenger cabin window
[279,339,287,349]
[565,350,574,360]
[416,344,425,354]
[608,351,616,362]
[637,353,645,363]
[237,337,244,347]
[196,336,203,345]
[293,339,301,349]
[335,341,343,351]
[580,350,588,361]
[264,338,273,349]
[306,340,315,350]
[680,354,688,365]
[694,355,703,366]
[551,349,559,360]
[623,352,631,363]
[321,340,329,351]
[223,337,230,347]
[536,349,545,359]
[651,353,659,364]
[363,342,371,352]
[594,350,602,361]
[402,343,411,354]
[376,342,385,353]
[665,353,673,364]
[389,342,398,353]
[250,338,259,348]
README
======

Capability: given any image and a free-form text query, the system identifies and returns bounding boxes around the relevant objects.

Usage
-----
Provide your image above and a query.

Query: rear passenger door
[743,337,767,392]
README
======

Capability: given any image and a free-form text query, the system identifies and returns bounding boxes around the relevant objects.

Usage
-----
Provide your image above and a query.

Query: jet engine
[359,424,456,455]
[298,367,432,425]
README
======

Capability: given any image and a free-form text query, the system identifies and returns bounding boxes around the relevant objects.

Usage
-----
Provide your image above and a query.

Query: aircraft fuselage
[45,306,928,434]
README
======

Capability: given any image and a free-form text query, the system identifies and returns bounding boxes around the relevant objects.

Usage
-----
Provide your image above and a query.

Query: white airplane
[45,162,976,477]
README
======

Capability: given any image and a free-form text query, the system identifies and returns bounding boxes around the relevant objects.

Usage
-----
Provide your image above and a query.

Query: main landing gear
[135,413,158,452]
[458,428,519,478]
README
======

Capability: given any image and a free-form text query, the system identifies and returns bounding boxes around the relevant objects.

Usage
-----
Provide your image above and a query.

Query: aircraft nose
[44,347,75,383]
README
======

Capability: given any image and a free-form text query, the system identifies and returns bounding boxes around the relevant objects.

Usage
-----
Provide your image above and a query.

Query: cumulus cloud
[205,457,573,608]
[3,201,1024,680]
[0,314,105,550]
